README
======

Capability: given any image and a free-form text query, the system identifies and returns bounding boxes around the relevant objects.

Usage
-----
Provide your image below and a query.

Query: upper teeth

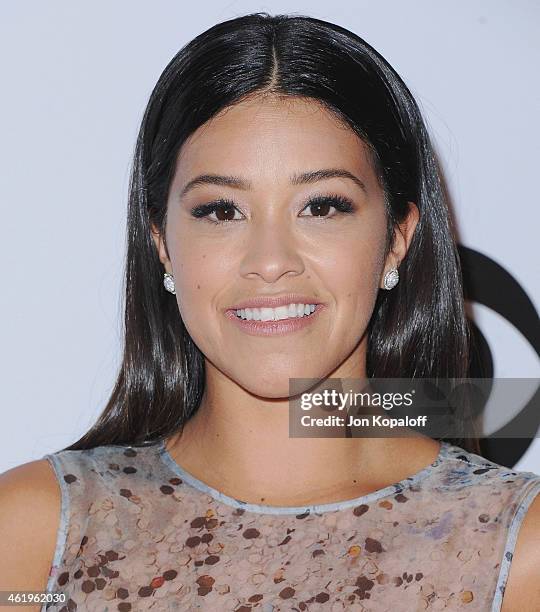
[235,303,317,321]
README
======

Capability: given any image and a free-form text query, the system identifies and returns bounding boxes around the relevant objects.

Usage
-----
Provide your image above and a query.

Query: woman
[1,12,539,612]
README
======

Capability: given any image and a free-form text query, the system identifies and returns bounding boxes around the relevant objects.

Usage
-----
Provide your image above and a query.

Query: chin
[239,370,329,400]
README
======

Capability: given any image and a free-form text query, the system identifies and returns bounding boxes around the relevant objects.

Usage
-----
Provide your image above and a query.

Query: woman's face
[153,95,413,398]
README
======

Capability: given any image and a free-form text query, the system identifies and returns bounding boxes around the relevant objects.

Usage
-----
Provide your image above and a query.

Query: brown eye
[300,194,355,218]
[308,200,332,217]
[214,203,237,221]
[190,199,243,224]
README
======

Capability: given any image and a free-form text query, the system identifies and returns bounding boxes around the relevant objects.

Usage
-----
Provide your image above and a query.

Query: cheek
[166,232,225,331]
[320,220,386,286]
[320,222,386,321]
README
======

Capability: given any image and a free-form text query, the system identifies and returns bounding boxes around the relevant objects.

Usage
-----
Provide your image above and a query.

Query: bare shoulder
[500,489,540,612]
[0,458,61,604]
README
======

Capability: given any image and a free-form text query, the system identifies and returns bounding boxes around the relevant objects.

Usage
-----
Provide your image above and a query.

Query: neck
[164,356,440,506]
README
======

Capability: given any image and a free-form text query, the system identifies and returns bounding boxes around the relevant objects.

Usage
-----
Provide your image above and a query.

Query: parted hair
[62,12,479,455]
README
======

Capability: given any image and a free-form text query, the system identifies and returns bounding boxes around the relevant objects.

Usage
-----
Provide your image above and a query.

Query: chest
[47,495,503,611]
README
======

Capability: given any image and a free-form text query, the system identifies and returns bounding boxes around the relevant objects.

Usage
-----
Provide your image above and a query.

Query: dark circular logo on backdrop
[458,245,540,468]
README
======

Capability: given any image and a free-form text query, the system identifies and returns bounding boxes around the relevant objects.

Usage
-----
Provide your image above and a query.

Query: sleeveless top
[40,440,540,612]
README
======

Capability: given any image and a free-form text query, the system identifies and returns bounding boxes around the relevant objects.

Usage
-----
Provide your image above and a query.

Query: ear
[380,202,419,286]
[150,222,173,273]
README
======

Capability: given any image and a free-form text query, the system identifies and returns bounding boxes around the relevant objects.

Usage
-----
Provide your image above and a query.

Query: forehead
[173,96,376,189]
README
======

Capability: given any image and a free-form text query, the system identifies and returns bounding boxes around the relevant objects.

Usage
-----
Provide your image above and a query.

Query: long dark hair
[62,12,480,455]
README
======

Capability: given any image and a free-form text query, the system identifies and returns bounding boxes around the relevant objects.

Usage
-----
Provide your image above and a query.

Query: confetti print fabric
[41,440,540,611]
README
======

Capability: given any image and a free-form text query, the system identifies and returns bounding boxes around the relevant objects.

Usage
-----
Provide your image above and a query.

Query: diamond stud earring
[163,272,176,295]
[383,268,399,290]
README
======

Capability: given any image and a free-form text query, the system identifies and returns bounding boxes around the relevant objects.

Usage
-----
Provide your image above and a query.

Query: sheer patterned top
[40,440,540,611]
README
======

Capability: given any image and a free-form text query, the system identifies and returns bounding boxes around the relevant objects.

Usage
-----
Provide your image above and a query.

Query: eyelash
[189,194,356,225]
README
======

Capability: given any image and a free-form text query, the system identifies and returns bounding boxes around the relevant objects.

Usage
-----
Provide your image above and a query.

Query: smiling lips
[226,293,323,311]
[224,302,325,337]
[234,302,317,321]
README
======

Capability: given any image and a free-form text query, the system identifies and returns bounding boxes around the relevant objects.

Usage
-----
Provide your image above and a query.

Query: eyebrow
[179,168,367,198]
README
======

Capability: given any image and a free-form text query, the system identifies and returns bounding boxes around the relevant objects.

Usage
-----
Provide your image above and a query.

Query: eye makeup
[189,193,356,225]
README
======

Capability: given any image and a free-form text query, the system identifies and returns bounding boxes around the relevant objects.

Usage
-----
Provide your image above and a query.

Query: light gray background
[1,0,539,473]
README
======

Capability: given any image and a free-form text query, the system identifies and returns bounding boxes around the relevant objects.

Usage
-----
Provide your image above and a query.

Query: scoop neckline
[155,439,452,515]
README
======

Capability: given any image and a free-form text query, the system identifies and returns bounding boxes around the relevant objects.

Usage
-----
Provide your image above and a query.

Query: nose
[238,214,305,283]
